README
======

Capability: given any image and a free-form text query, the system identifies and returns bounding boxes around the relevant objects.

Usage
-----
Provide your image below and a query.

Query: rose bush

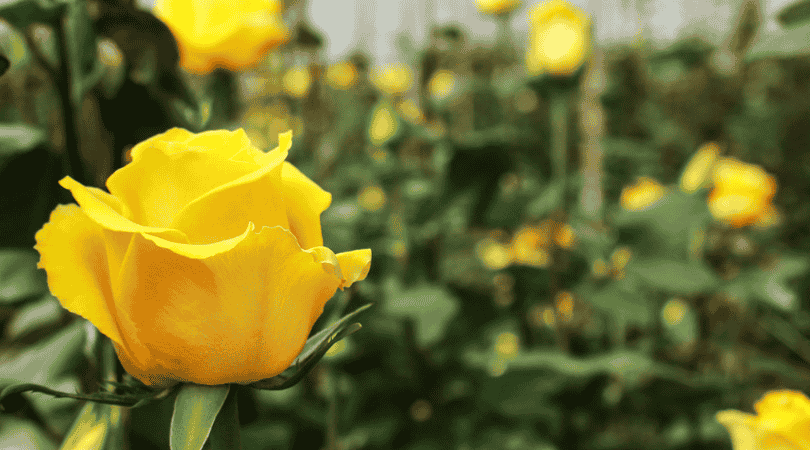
[154,0,288,74]
[35,129,371,387]
[716,390,810,450]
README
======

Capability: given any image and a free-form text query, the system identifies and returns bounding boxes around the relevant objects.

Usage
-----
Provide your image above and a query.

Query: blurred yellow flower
[282,66,312,98]
[526,0,590,77]
[369,102,400,145]
[397,99,426,125]
[371,63,413,95]
[428,70,457,102]
[716,390,810,450]
[154,0,288,74]
[620,177,666,211]
[553,223,575,249]
[610,246,632,271]
[511,224,550,267]
[358,185,386,212]
[681,142,720,193]
[494,332,519,357]
[708,158,777,228]
[97,38,123,68]
[555,291,574,322]
[476,238,513,270]
[325,61,357,89]
[754,204,783,229]
[475,0,521,15]
[662,298,687,326]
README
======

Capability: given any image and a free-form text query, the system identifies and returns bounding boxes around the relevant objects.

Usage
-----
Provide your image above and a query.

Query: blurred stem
[550,87,568,209]
[325,367,339,450]
[204,386,242,450]
[54,16,89,186]
[578,46,605,221]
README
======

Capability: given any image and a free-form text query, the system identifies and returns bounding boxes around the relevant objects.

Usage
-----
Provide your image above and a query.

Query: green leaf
[777,0,810,27]
[249,304,371,390]
[747,25,810,60]
[59,401,125,450]
[0,124,47,160]
[576,278,654,333]
[526,180,564,219]
[383,283,460,347]
[170,384,230,450]
[0,416,57,450]
[0,0,66,31]
[0,249,47,304]
[629,259,719,295]
[0,54,9,76]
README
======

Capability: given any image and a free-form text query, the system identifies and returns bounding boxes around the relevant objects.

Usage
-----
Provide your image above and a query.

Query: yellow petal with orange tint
[112,225,346,386]
[34,205,123,345]
[281,162,331,249]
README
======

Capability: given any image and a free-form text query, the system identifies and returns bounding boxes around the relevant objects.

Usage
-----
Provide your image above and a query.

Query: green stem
[550,87,569,209]
[204,386,242,450]
[54,16,89,186]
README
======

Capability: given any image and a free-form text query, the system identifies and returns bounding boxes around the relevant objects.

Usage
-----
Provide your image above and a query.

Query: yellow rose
[526,0,590,77]
[154,0,288,74]
[620,177,666,211]
[475,0,521,15]
[34,129,371,387]
[708,157,777,228]
[716,390,810,449]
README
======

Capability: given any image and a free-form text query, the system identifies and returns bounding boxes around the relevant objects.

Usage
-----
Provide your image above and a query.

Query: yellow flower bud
[475,0,521,15]
[681,142,720,193]
[368,102,400,145]
[620,177,666,211]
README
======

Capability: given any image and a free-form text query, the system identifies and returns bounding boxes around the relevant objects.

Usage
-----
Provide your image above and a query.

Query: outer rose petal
[336,249,372,289]
[754,391,810,447]
[34,205,123,345]
[281,161,331,249]
[106,146,259,228]
[170,133,291,244]
[716,410,759,450]
[112,225,353,386]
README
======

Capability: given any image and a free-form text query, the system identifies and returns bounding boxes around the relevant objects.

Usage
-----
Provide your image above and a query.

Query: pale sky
[0,0,790,63]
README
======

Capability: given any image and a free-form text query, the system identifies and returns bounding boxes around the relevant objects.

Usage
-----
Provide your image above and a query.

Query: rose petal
[170,134,291,244]
[34,205,124,346]
[281,162,331,249]
[113,225,346,386]
[336,249,372,289]
[106,144,259,228]
[716,410,759,450]
[128,128,194,161]
[59,177,187,241]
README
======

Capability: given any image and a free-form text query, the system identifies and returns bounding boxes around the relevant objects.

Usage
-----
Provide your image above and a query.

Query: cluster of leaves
[3,0,810,449]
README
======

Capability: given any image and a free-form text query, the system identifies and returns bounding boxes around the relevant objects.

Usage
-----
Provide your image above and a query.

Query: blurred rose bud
[525,0,590,77]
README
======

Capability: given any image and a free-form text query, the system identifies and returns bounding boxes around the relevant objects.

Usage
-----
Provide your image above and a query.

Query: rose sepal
[0,379,175,410]
[248,303,372,391]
